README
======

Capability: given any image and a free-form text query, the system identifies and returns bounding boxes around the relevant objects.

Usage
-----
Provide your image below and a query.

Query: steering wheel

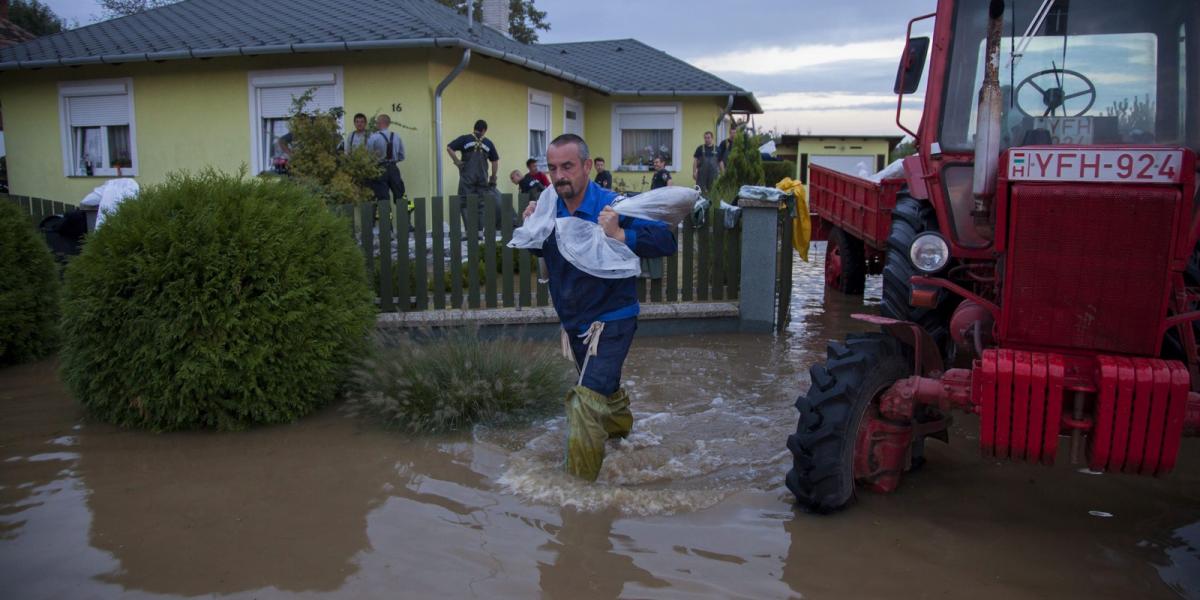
[1014,68,1097,118]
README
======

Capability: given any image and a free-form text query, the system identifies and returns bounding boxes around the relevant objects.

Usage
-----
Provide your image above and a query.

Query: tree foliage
[11,0,66,36]
[889,139,917,163]
[283,90,380,205]
[438,0,550,44]
[710,127,765,206]
[59,169,376,431]
[95,0,177,18]
[1106,94,1156,137]
[0,200,59,365]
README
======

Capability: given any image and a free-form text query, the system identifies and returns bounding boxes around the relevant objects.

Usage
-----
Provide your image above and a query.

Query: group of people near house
[276,113,738,236]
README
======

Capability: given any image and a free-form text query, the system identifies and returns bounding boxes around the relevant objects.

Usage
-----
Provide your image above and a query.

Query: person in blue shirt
[523,133,676,481]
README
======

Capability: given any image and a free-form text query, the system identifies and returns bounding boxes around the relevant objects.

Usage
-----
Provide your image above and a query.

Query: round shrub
[60,170,376,431]
[0,200,59,365]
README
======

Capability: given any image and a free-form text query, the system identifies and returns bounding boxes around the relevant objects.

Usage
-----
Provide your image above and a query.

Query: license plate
[1008,149,1184,183]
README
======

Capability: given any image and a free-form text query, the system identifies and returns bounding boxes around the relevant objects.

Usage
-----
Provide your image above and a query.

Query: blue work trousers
[567,317,637,396]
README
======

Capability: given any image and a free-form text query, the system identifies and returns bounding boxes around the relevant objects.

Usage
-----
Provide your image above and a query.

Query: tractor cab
[787,0,1200,514]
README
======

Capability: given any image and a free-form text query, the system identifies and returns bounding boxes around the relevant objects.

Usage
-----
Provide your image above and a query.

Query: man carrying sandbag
[520,134,676,481]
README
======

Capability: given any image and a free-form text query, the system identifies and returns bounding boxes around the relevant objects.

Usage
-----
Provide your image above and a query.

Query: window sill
[68,173,138,178]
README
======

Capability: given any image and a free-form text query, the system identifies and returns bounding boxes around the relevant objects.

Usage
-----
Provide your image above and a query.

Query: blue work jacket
[532,181,676,333]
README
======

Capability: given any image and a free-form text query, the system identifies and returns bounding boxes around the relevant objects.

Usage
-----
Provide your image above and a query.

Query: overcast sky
[41,0,937,136]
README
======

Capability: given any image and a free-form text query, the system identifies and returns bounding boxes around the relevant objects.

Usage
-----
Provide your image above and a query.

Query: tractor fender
[851,313,944,377]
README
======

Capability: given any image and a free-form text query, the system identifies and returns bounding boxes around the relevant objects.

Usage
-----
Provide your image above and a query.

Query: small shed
[779,134,904,183]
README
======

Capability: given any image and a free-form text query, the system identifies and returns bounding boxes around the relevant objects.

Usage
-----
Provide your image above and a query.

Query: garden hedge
[0,200,59,365]
[60,170,376,430]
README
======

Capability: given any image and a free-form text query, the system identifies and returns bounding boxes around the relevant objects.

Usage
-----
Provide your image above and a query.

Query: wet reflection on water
[1,243,1198,598]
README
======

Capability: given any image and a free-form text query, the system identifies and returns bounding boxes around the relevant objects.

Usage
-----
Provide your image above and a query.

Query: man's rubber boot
[564,385,612,481]
[606,388,633,440]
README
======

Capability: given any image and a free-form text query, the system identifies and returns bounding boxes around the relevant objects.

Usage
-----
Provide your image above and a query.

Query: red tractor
[788,0,1200,512]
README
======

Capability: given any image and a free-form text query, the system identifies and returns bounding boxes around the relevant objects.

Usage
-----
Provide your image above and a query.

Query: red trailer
[787,0,1200,512]
[809,166,904,294]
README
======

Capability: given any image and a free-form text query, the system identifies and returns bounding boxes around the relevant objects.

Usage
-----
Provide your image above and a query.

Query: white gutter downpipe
[435,48,472,197]
[716,94,735,132]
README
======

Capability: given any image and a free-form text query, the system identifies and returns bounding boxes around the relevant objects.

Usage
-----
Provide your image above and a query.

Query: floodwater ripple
[0,243,1197,598]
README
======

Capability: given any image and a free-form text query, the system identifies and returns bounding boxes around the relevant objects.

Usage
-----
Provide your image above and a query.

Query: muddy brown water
[2,243,1199,599]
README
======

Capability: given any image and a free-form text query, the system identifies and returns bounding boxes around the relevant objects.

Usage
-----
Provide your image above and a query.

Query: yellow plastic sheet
[775,177,811,262]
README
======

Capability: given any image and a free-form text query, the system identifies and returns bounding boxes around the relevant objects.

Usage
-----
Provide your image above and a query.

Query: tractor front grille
[1000,184,1179,356]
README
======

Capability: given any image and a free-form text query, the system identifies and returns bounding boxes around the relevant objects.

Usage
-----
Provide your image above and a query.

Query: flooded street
[3,243,1199,599]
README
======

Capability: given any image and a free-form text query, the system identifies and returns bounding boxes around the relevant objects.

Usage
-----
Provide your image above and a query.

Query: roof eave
[609,89,762,114]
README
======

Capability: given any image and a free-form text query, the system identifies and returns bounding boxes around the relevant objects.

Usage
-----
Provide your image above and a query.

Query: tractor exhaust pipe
[971,0,1005,241]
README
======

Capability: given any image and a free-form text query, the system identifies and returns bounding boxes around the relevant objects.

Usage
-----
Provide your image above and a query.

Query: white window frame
[247,66,344,174]
[58,78,138,177]
[528,88,553,169]
[611,102,683,172]
[563,97,584,137]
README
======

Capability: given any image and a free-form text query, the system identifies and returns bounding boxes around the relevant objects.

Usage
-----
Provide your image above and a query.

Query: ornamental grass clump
[354,328,573,433]
[60,169,376,431]
[0,200,59,365]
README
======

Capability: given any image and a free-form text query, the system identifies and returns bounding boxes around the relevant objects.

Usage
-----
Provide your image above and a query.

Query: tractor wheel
[825,226,866,294]
[881,195,953,351]
[786,333,912,513]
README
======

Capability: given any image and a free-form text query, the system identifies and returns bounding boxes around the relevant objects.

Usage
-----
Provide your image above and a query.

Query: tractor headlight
[909,232,950,273]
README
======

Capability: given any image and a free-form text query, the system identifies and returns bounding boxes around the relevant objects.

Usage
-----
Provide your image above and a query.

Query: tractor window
[941,0,1198,153]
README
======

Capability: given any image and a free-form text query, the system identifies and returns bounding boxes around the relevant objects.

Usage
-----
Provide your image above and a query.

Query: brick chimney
[480,0,509,35]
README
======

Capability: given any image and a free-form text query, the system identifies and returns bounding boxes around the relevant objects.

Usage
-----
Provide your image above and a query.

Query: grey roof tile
[0,0,751,101]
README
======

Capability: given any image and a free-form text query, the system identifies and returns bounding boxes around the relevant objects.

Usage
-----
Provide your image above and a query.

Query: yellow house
[778,134,903,183]
[0,0,760,205]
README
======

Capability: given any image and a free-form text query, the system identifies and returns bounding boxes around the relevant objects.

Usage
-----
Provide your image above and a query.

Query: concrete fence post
[737,198,781,332]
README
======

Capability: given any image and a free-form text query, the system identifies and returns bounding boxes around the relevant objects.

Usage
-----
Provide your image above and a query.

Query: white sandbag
[553,217,641,279]
[507,186,558,249]
[868,158,907,182]
[509,185,699,250]
[79,178,139,229]
[611,186,701,225]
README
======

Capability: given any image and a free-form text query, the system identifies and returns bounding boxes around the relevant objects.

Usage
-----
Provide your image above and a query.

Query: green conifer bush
[0,200,59,365]
[354,327,572,433]
[710,129,766,210]
[59,170,376,430]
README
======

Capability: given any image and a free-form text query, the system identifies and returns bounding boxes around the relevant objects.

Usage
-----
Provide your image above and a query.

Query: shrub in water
[60,170,376,431]
[354,328,573,433]
[0,200,59,365]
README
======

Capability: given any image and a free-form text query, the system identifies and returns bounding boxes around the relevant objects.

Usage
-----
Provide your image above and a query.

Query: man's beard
[555,180,578,200]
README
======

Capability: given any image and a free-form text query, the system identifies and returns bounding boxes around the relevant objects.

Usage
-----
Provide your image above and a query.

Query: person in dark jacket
[522,133,676,481]
[650,156,671,189]
[593,157,613,189]
[447,119,501,232]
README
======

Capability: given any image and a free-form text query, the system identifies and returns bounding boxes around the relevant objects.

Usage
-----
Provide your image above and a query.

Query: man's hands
[523,203,623,243]
[599,206,625,242]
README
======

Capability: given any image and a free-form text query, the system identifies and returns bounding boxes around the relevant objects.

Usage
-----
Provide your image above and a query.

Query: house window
[611,103,682,171]
[528,89,552,168]
[58,79,137,177]
[248,67,343,174]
